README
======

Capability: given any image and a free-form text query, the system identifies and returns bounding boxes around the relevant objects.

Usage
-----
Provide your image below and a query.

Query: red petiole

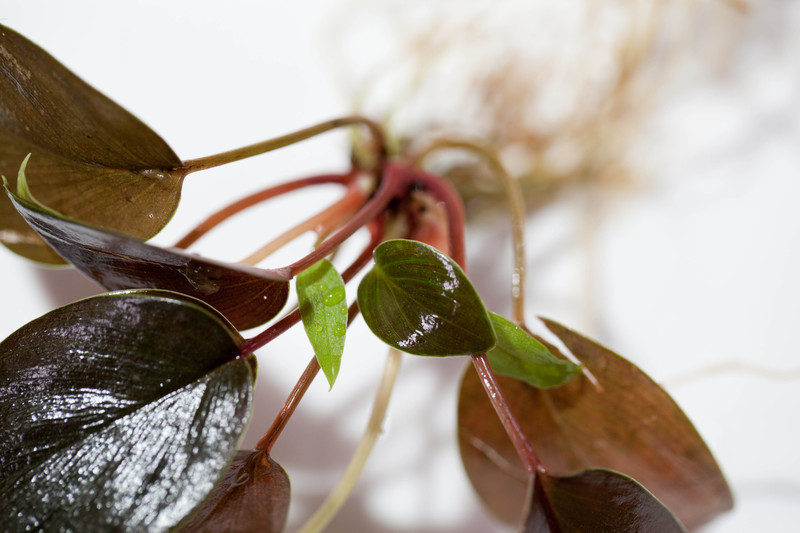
[252,220,384,451]
[410,165,545,475]
[223,154,542,476]
[238,217,383,357]
[255,302,362,454]
[174,172,356,250]
[280,162,410,277]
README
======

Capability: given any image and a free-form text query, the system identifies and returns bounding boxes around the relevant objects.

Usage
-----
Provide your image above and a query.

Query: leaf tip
[12,154,62,217]
[323,367,339,391]
[16,153,34,199]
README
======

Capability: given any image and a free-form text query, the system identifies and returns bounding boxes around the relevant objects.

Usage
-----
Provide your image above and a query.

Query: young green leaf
[5,187,290,330]
[178,450,290,533]
[525,468,687,532]
[0,24,185,264]
[14,154,57,215]
[357,239,495,356]
[486,312,581,388]
[296,259,348,388]
[0,290,256,531]
[457,319,733,530]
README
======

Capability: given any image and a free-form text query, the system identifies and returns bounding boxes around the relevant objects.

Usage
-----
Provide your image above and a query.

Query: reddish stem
[408,168,467,267]
[341,217,385,282]
[174,172,354,249]
[256,301,362,454]
[238,217,384,357]
[282,162,409,276]
[240,176,370,265]
[238,308,302,357]
[471,354,545,475]
[256,355,320,453]
[410,166,543,475]
[248,221,384,452]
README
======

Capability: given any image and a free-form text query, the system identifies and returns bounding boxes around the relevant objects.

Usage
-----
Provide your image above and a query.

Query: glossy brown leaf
[0,24,185,264]
[7,187,290,330]
[0,290,256,531]
[458,319,733,529]
[524,468,686,533]
[179,450,290,533]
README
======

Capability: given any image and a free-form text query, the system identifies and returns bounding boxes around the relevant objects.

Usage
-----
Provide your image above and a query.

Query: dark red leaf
[524,468,686,533]
[7,189,289,330]
[179,450,290,533]
[458,319,732,529]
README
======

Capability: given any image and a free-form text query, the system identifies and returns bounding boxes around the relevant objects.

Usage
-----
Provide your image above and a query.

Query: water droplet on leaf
[183,261,223,295]
[323,286,346,306]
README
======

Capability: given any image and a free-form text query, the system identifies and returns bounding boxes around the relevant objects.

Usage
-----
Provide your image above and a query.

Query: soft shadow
[34,267,104,306]
[249,348,511,533]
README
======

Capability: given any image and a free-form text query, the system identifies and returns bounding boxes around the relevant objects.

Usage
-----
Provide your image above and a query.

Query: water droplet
[314,322,324,333]
[323,286,345,306]
[183,261,223,295]
[333,324,346,337]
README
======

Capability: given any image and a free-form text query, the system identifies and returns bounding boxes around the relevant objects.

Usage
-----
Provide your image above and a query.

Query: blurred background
[2,1,799,531]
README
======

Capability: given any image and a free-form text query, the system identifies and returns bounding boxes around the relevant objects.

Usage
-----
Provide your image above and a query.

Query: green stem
[181,116,387,173]
[296,349,403,533]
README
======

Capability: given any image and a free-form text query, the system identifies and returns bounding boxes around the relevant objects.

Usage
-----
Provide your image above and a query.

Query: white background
[2,1,799,531]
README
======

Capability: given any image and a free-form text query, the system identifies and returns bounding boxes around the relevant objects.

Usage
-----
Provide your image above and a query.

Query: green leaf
[14,154,48,212]
[178,450,290,533]
[0,290,256,531]
[357,239,495,356]
[5,186,290,330]
[0,24,185,264]
[486,312,581,388]
[296,259,347,388]
[525,468,687,532]
[457,318,733,530]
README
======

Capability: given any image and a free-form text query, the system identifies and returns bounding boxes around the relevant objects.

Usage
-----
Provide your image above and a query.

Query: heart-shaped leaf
[357,239,495,356]
[178,450,291,533]
[0,290,256,531]
[0,24,185,264]
[6,184,290,330]
[458,319,733,529]
[296,259,347,388]
[486,313,581,388]
[524,468,686,532]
